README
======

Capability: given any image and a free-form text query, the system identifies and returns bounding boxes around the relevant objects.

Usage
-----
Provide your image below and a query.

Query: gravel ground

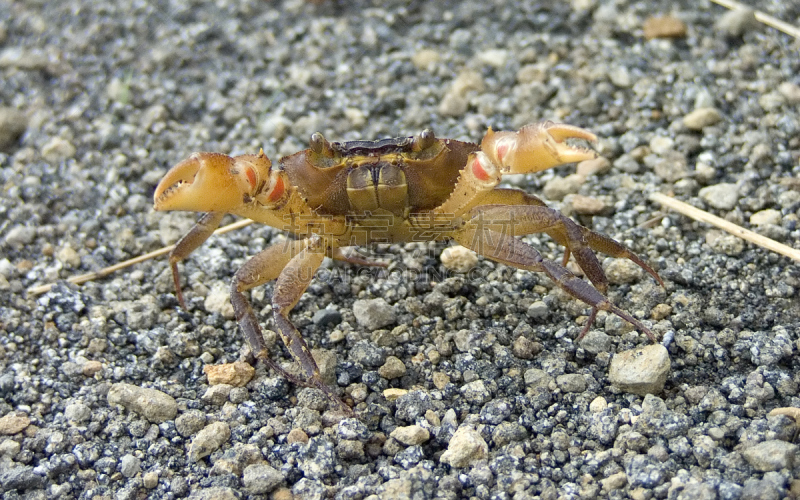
[1,0,800,499]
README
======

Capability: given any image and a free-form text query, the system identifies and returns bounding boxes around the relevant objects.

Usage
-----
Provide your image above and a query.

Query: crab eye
[416,129,435,150]
[310,132,327,154]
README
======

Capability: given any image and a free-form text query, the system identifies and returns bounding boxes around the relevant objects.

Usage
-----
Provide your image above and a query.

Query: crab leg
[230,236,351,414]
[166,211,225,309]
[453,223,658,342]
[469,203,664,290]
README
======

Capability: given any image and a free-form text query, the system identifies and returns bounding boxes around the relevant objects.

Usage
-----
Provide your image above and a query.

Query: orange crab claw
[153,151,273,213]
[481,121,598,174]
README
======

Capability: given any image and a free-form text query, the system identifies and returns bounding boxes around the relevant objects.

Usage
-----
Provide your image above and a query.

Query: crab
[153,121,664,414]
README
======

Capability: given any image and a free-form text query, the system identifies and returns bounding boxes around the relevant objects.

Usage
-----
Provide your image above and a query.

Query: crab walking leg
[467,204,613,294]
[229,239,317,386]
[230,236,350,412]
[167,211,225,309]
[271,237,352,412]
[453,224,658,342]
[469,203,664,291]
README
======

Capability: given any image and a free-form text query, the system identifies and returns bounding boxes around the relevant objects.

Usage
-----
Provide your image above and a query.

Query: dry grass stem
[649,192,800,263]
[710,0,800,39]
[27,218,254,296]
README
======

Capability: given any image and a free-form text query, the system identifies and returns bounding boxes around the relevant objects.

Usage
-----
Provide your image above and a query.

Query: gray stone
[64,402,92,424]
[119,454,141,478]
[741,440,797,471]
[243,463,283,495]
[189,422,231,462]
[175,410,206,437]
[0,466,45,491]
[715,8,758,37]
[352,298,396,330]
[556,374,587,393]
[699,183,739,210]
[0,107,27,151]
[107,383,178,423]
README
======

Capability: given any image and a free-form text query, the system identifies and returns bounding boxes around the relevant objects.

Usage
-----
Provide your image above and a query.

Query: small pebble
[41,137,76,162]
[526,300,549,321]
[475,49,508,68]
[440,246,478,273]
[378,356,406,379]
[449,70,485,96]
[107,383,178,423]
[567,194,609,215]
[243,464,284,495]
[390,425,430,446]
[543,174,584,200]
[556,374,587,393]
[750,209,781,226]
[649,136,674,155]
[609,344,671,396]
[576,156,612,177]
[580,330,612,354]
[0,107,27,150]
[715,8,758,37]
[438,92,468,117]
[742,440,797,472]
[352,298,396,330]
[699,183,739,210]
[55,245,81,268]
[4,225,36,247]
[778,82,800,105]
[201,384,232,405]
[383,388,407,401]
[439,426,488,467]
[286,428,309,444]
[189,422,231,461]
[203,282,235,319]
[601,472,628,491]
[81,360,103,376]
[411,49,440,71]
[683,108,722,131]
[204,361,255,387]
[643,15,687,39]
[143,471,159,489]
[0,47,50,70]
[64,402,92,424]
[119,454,141,478]
[604,259,644,285]
[589,396,608,413]
[175,410,207,437]
[312,308,342,327]
[0,412,30,435]
[609,66,632,88]
[524,368,553,389]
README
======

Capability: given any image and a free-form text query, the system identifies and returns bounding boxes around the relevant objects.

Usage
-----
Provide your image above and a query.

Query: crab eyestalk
[481,121,598,174]
[153,151,274,213]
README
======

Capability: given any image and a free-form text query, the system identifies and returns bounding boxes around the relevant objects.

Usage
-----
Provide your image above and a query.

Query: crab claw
[154,151,273,213]
[481,121,598,174]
